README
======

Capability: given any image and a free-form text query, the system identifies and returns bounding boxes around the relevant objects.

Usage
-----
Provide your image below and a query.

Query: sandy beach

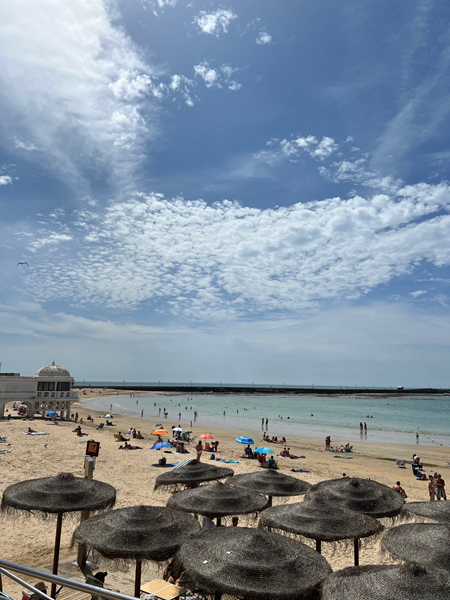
[1,389,448,596]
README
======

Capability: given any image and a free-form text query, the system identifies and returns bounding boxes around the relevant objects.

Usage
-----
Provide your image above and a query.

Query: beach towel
[290,468,310,473]
[333,455,353,459]
[0,449,11,454]
[314,448,325,452]
[220,459,239,464]
[23,432,48,435]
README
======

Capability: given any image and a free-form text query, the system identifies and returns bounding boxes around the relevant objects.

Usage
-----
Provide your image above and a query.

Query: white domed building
[0,362,77,420]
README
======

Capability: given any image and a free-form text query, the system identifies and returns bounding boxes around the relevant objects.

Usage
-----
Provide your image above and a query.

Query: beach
[0,389,449,597]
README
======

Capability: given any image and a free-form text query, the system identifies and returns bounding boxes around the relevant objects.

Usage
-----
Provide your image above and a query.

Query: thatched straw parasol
[227,469,311,506]
[305,477,405,518]
[176,526,332,600]
[154,459,234,490]
[404,501,450,523]
[322,563,450,600]
[259,499,383,565]
[72,505,201,597]
[382,523,450,573]
[166,481,269,525]
[1,473,116,598]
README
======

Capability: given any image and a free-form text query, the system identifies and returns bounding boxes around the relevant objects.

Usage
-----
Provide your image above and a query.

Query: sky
[2,0,450,386]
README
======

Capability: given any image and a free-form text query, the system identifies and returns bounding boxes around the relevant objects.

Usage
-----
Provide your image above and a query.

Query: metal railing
[0,560,138,600]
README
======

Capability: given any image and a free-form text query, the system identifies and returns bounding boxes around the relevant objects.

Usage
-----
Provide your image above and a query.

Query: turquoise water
[82,393,450,447]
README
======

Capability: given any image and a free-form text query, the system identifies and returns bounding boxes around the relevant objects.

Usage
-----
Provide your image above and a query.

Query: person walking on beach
[262,418,264,429]
[196,441,203,461]
[364,422,367,431]
[325,436,331,451]
[265,418,268,429]
[141,409,143,417]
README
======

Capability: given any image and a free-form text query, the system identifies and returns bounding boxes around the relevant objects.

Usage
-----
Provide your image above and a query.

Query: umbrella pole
[316,540,321,554]
[268,495,273,507]
[51,513,63,598]
[216,517,222,526]
[354,538,359,566]
[134,559,142,598]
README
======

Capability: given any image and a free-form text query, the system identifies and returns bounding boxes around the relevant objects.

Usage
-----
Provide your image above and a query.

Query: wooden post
[316,539,321,554]
[134,559,142,598]
[51,513,63,598]
[216,517,222,526]
[354,538,359,566]
[268,495,273,507]
[77,457,95,568]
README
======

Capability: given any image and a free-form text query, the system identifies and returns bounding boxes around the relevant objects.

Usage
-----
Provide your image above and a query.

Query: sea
[79,389,450,447]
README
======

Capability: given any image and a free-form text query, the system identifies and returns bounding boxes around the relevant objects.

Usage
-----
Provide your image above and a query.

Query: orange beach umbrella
[152,429,168,435]
[198,433,214,439]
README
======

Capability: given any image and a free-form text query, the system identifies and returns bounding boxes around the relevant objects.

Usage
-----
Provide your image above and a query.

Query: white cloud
[144,0,178,16]
[194,61,242,91]
[256,133,402,192]
[21,182,450,319]
[256,31,272,45]
[194,62,221,88]
[0,0,162,192]
[0,175,13,186]
[29,233,73,253]
[193,8,238,37]
[13,138,40,151]
[410,290,427,298]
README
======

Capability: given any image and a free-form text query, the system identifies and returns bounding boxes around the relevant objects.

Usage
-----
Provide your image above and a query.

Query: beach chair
[0,436,7,443]
[96,423,104,430]
[190,436,197,444]
[205,442,211,451]
[395,460,406,468]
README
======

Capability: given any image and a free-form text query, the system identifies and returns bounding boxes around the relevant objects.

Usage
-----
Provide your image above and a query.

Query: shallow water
[82,392,450,447]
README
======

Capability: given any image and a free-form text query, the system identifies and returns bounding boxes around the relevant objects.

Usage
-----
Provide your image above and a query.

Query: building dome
[34,361,71,378]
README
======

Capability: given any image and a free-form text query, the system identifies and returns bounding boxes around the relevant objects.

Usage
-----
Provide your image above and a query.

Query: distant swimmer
[311,414,313,417]
[17,262,29,266]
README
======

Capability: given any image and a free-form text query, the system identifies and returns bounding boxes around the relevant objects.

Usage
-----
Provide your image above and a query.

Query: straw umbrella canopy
[322,563,450,600]
[382,523,450,573]
[227,469,311,506]
[305,477,405,518]
[154,459,234,490]
[1,473,116,597]
[166,481,269,525]
[259,500,383,565]
[176,526,332,600]
[404,501,450,523]
[73,505,201,597]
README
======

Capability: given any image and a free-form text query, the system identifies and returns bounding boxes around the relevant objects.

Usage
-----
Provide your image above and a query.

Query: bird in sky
[17,262,29,266]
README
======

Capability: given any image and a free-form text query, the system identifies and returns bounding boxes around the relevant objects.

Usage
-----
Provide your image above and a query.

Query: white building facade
[0,362,78,420]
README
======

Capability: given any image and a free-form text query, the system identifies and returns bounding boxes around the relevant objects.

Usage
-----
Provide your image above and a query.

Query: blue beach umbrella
[150,442,173,450]
[155,423,163,428]
[255,447,274,455]
[236,436,254,444]
[46,411,58,416]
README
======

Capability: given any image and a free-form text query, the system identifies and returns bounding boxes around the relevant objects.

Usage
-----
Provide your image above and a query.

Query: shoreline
[78,389,450,448]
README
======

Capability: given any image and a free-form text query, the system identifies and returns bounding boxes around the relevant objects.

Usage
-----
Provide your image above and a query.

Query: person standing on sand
[262,418,264,429]
[435,474,447,500]
[416,432,419,442]
[429,475,436,501]
[196,441,203,461]
[265,418,268,429]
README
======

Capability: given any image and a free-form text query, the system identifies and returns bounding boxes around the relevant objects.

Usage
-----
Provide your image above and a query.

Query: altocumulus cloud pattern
[24,181,450,320]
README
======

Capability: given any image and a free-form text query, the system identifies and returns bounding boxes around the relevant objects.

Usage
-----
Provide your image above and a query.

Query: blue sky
[2,0,450,385]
